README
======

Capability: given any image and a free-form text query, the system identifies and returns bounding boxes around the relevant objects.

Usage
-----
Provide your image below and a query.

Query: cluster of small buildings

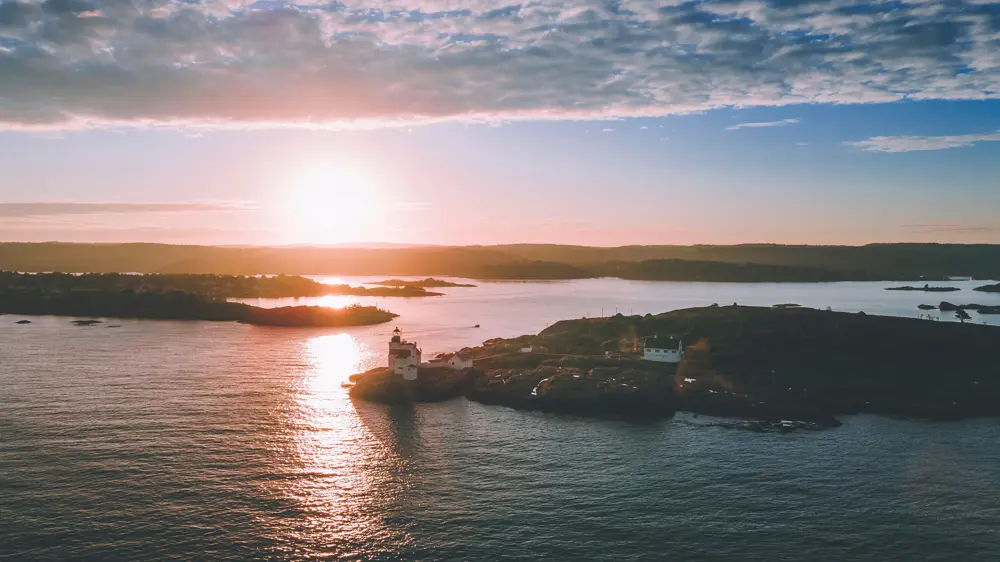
[388,327,473,381]
[388,327,683,382]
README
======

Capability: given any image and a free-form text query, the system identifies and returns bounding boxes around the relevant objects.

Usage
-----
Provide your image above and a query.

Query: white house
[520,344,533,353]
[643,337,684,363]
[388,327,421,381]
[447,353,474,370]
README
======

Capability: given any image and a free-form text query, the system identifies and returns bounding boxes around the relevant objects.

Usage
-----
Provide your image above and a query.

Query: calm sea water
[3,279,1000,561]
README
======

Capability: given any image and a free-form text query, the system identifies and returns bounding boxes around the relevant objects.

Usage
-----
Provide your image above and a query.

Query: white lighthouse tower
[388,327,421,381]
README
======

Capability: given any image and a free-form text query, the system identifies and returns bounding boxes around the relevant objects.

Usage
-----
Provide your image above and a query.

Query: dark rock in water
[917,304,937,310]
[72,319,104,326]
[938,302,999,313]
[886,285,960,292]
[15,319,32,324]
[107,325,122,328]
[973,283,1000,293]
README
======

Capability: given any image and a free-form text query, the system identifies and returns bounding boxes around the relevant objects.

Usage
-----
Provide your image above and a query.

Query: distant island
[885,285,961,292]
[1,274,398,327]
[4,242,1000,281]
[370,278,476,288]
[350,306,1000,429]
[0,272,442,298]
[3,290,396,327]
[936,302,1000,315]
[975,283,1000,293]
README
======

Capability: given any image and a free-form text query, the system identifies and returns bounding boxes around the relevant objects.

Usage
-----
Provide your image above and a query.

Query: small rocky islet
[350,306,1000,430]
[918,302,1000,314]
[885,285,961,292]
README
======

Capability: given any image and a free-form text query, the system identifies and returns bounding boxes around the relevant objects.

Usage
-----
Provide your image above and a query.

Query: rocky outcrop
[349,367,476,403]
[350,306,1000,429]
[938,302,1000,314]
[886,285,960,292]
[974,283,1000,293]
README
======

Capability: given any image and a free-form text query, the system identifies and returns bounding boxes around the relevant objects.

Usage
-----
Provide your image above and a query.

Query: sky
[1,0,999,246]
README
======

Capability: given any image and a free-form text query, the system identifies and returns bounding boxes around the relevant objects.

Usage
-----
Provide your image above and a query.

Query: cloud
[727,118,801,131]
[846,131,1000,152]
[0,202,251,217]
[1,0,999,130]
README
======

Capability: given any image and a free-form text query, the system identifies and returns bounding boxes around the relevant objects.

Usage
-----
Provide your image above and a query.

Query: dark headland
[350,306,1000,429]
[1,272,398,327]
[975,282,1000,293]
[0,271,442,298]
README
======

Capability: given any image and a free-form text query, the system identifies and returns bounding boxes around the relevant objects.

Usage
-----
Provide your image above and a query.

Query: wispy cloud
[846,131,1000,153]
[0,0,998,131]
[727,118,800,131]
[0,202,252,218]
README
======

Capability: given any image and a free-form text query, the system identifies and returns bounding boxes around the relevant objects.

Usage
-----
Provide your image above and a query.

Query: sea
[3,278,1000,561]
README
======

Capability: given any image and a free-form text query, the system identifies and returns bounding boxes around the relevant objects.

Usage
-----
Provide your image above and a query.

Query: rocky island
[885,285,960,292]
[974,282,1000,293]
[370,278,476,288]
[350,306,1000,429]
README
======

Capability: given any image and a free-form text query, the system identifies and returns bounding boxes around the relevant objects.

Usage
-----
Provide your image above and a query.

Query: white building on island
[388,327,421,380]
[445,353,474,370]
[388,327,475,381]
[643,337,684,363]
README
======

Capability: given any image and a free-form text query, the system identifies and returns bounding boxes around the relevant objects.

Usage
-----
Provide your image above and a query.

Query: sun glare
[281,164,382,245]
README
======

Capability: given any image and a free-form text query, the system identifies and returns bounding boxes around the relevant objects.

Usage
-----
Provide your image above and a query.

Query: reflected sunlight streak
[282,333,407,552]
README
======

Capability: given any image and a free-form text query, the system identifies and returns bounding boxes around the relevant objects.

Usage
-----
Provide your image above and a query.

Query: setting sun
[281,164,382,245]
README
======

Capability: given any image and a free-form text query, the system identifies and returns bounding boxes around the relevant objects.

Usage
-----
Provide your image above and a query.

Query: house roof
[645,336,681,348]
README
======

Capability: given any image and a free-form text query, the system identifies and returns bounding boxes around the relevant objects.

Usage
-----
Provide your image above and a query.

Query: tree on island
[955,309,972,323]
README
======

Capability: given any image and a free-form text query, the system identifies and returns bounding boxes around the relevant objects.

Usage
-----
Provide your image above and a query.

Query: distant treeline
[0,272,439,298]
[476,259,870,282]
[2,242,999,281]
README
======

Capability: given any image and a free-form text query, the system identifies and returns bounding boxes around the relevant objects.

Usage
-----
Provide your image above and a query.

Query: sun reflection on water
[279,333,411,555]
[309,295,365,310]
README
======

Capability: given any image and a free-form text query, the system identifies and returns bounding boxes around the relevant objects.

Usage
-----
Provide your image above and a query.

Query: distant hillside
[605,259,873,282]
[1,242,998,280]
